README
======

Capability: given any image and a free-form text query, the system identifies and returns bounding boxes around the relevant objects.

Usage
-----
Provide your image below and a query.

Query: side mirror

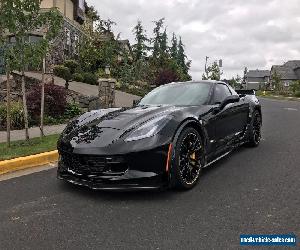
[132,99,140,107]
[219,95,240,110]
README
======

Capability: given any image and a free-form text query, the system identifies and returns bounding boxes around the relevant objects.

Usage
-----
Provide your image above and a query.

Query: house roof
[270,60,300,80]
[117,39,132,53]
[271,65,298,80]
[247,70,270,78]
[283,60,300,69]
[117,39,130,45]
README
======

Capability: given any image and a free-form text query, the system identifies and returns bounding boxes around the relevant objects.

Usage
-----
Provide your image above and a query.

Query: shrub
[295,91,300,97]
[64,60,79,75]
[53,65,72,80]
[0,102,24,130]
[73,73,84,82]
[64,103,83,119]
[53,65,72,88]
[44,115,59,125]
[277,91,290,97]
[96,68,107,78]
[0,103,6,130]
[10,102,25,129]
[115,81,122,89]
[83,72,98,85]
[290,81,300,93]
[27,84,67,121]
[154,69,179,86]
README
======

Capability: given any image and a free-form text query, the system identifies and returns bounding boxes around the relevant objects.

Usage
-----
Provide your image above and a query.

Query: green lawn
[256,90,300,101]
[0,134,60,161]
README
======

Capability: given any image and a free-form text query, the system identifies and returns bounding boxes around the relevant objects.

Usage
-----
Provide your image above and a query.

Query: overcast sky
[87,0,300,80]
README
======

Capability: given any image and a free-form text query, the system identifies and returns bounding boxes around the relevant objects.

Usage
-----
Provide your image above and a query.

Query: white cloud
[87,0,300,79]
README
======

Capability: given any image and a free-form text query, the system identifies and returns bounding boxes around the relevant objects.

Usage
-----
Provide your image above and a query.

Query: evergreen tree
[160,29,168,57]
[170,33,178,60]
[152,18,165,58]
[132,20,148,61]
[242,66,248,85]
[177,37,191,79]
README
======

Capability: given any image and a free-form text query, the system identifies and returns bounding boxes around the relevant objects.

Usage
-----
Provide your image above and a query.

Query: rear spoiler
[236,89,256,96]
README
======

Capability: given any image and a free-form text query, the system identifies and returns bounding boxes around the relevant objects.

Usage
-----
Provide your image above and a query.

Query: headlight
[125,115,171,142]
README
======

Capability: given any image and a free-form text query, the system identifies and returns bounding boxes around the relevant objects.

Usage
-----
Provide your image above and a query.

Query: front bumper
[57,145,170,190]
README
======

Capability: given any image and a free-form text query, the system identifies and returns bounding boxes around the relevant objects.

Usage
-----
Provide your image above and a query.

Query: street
[0,98,299,249]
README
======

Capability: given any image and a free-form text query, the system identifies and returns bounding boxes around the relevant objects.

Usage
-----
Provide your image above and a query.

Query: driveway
[24,72,141,108]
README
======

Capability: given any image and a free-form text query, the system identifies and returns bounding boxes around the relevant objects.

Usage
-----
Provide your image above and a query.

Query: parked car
[57,81,262,190]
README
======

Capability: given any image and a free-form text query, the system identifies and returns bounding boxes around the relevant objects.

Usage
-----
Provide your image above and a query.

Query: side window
[213,84,232,104]
[228,85,238,95]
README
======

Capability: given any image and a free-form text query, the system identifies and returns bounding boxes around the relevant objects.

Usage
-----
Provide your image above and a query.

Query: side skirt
[203,151,231,169]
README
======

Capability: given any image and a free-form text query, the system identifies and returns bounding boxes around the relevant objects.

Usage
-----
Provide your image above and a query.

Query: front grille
[61,153,128,175]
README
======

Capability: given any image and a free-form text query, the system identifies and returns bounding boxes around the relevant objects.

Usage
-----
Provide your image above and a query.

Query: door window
[213,84,232,104]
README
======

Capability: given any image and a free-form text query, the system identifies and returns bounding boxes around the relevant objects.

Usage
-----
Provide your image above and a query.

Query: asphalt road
[0,98,299,250]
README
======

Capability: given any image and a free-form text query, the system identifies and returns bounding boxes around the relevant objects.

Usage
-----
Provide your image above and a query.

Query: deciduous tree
[0,0,62,140]
[202,61,222,81]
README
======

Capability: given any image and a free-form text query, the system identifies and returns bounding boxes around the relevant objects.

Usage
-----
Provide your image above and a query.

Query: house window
[9,37,16,43]
[73,34,79,55]
[65,28,71,46]
[79,0,85,10]
[29,35,42,43]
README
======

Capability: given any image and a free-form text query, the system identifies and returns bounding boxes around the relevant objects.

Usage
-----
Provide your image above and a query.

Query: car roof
[167,80,227,85]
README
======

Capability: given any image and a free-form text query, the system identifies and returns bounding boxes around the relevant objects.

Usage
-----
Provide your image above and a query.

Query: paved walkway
[24,72,141,107]
[0,124,66,143]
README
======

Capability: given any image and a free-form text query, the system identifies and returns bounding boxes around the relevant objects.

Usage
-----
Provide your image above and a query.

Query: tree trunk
[6,70,11,148]
[21,70,29,140]
[40,57,46,138]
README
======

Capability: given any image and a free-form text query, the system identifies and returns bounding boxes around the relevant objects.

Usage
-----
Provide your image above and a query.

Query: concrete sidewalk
[0,124,66,143]
[24,72,141,107]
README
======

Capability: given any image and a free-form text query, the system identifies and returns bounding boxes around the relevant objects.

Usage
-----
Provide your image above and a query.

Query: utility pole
[205,56,209,78]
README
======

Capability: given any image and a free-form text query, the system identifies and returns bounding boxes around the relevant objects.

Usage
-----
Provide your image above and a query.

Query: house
[246,70,270,90]
[41,0,93,67]
[117,40,133,62]
[0,0,92,74]
[270,60,300,88]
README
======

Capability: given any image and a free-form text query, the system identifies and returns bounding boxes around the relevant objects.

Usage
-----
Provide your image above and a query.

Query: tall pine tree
[177,37,191,79]
[132,20,148,61]
[160,29,168,57]
[170,33,178,60]
[152,18,165,58]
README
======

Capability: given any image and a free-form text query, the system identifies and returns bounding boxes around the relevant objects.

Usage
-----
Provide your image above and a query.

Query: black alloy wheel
[247,110,262,147]
[171,127,204,189]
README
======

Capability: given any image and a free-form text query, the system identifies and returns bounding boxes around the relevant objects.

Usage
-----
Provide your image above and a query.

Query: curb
[0,150,59,175]
[258,95,300,102]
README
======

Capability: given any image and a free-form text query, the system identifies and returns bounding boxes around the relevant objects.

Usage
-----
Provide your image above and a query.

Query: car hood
[73,105,185,130]
[59,105,211,152]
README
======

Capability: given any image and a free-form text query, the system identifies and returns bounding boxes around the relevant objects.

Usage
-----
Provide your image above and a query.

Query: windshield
[139,82,212,106]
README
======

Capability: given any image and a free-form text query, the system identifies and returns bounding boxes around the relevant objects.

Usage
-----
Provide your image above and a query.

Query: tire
[247,110,262,147]
[170,127,204,190]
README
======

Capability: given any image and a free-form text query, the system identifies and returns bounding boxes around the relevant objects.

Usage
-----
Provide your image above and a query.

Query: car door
[227,85,249,134]
[209,83,247,152]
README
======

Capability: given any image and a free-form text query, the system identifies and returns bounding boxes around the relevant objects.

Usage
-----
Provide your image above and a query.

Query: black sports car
[57,81,262,190]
